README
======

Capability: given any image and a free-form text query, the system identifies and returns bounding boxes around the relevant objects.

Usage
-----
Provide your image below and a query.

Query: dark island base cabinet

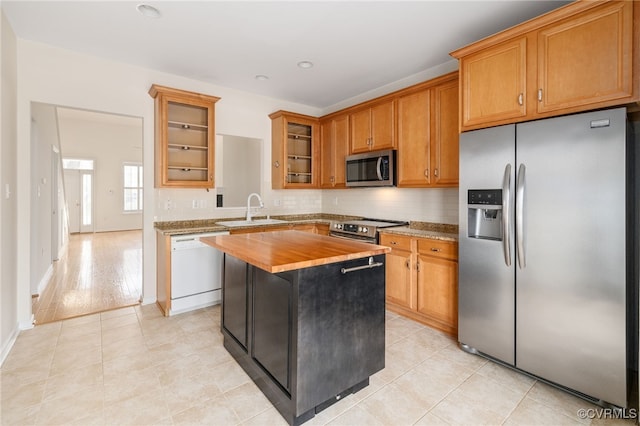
[221,254,386,426]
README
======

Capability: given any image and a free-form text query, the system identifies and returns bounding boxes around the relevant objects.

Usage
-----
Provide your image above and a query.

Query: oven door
[329,232,377,244]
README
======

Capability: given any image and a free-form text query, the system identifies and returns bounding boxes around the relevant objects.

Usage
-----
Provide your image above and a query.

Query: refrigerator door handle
[516,163,526,268]
[502,164,512,266]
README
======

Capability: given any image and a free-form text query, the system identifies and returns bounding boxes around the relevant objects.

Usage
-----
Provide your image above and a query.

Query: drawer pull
[430,247,442,252]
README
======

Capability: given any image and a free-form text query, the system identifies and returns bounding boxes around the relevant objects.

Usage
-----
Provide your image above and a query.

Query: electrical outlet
[333,197,338,205]
[165,199,172,210]
[192,200,198,209]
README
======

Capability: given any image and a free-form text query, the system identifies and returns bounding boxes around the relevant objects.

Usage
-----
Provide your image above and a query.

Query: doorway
[30,103,144,323]
[63,159,95,234]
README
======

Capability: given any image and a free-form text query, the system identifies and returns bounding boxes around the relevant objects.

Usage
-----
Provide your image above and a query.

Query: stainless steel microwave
[345,149,396,187]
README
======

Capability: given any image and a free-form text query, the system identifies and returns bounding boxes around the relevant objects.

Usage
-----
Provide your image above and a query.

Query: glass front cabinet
[270,111,319,189]
[149,84,220,188]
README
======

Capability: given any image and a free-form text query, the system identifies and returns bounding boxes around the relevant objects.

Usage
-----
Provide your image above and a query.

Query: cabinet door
[460,37,527,129]
[320,115,349,188]
[386,248,414,310]
[416,254,458,331]
[270,111,319,189]
[370,100,395,150]
[252,269,292,391]
[536,1,634,114]
[431,79,459,187]
[380,234,415,309]
[222,255,248,349]
[319,120,334,188]
[332,115,349,187]
[149,85,219,189]
[397,89,431,187]
[350,108,372,153]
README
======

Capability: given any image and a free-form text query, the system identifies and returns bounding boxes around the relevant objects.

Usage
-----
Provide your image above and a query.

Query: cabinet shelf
[168,166,208,171]
[168,121,208,131]
[168,143,208,151]
[288,133,312,140]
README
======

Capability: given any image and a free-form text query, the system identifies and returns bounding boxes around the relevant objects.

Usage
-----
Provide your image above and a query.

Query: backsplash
[321,187,459,224]
[153,187,458,224]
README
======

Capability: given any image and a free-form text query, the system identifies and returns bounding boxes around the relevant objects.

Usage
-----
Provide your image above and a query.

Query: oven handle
[341,256,384,274]
[329,232,376,244]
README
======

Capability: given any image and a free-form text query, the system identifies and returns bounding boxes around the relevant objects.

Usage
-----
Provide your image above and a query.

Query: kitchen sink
[215,218,289,227]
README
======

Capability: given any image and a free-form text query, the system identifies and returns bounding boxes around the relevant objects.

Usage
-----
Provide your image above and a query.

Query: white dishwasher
[170,231,229,315]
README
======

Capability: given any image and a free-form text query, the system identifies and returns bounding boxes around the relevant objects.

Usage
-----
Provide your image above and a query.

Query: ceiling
[2,1,570,110]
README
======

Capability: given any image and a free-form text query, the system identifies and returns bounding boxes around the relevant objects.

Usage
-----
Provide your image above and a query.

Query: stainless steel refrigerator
[458,107,637,408]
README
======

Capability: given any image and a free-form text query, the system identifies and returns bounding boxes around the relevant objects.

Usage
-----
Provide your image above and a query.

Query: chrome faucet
[246,193,264,221]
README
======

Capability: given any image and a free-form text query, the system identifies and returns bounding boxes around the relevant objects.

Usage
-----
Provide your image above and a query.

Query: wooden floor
[32,230,142,324]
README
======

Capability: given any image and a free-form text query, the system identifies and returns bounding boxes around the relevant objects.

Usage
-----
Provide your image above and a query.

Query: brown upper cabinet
[319,113,349,188]
[270,111,320,189]
[451,0,639,131]
[397,73,459,187]
[149,85,220,188]
[349,99,395,153]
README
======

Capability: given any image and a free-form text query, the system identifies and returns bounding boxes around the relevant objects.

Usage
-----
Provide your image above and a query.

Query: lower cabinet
[380,233,458,335]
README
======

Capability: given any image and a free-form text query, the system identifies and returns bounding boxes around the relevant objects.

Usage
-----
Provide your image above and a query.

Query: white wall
[57,111,143,232]
[15,39,324,326]
[1,10,19,364]
[29,103,58,295]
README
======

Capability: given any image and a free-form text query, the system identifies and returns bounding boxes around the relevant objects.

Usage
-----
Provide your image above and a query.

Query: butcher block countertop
[201,230,390,273]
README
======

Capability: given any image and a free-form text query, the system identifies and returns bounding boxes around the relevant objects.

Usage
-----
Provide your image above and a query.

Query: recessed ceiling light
[137,4,161,18]
[255,75,269,81]
[297,61,314,69]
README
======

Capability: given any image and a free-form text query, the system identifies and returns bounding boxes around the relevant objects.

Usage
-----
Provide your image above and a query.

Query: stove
[329,218,408,243]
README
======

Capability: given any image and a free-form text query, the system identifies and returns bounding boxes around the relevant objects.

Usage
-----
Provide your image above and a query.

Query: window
[124,163,143,212]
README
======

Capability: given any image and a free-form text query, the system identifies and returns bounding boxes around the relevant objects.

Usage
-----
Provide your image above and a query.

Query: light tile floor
[1,304,634,425]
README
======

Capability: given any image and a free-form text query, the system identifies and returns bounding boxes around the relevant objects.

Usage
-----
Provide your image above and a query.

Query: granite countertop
[380,221,459,242]
[155,214,459,241]
[201,230,390,273]
[154,213,359,236]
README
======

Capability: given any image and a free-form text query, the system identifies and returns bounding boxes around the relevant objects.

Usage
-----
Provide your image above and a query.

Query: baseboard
[36,264,53,296]
[19,314,35,330]
[0,323,20,367]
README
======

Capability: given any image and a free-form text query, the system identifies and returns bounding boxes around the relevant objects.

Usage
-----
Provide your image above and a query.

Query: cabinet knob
[537,89,543,102]
[434,168,439,178]
[424,169,429,178]
[405,259,410,269]
[518,93,524,106]
[274,161,280,168]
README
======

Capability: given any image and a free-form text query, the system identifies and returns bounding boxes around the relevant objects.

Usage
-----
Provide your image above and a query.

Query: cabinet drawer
[379,233,412,251]
[417,239,457,260]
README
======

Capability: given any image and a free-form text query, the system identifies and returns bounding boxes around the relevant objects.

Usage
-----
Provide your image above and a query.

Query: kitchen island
[202,230,390,425]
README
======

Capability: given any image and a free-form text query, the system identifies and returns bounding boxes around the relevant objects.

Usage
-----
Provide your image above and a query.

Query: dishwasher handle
[171,231,229,251]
